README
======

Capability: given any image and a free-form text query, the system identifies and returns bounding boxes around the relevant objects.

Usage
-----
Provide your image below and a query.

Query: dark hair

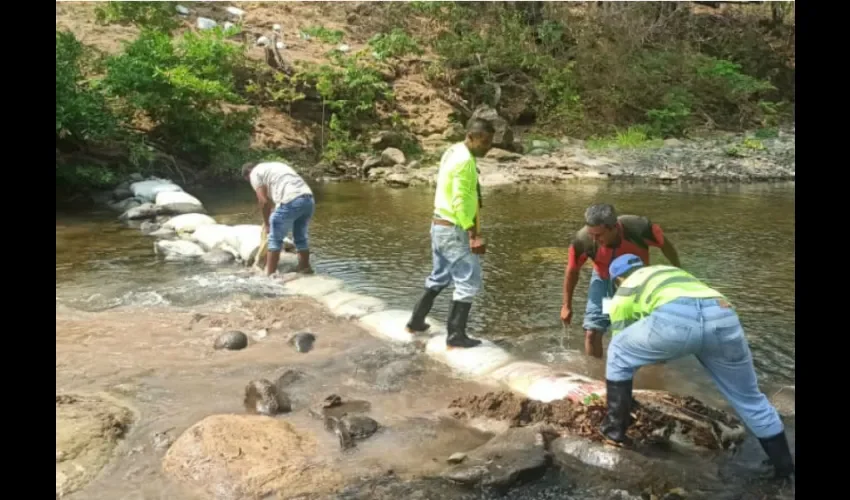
[467,118,496,138]
[241,161,259,178]
[585,203,617,227]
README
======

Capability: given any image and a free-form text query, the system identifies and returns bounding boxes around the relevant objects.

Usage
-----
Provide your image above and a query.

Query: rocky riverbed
[358,127,795,188]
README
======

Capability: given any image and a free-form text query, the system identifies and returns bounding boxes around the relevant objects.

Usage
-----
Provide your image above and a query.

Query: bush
[95,1,180,31]
[103,27,255,171]
[55,30,118,144]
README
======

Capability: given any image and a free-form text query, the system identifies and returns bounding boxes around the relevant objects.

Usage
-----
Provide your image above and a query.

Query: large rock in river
[162,414,344,499]
[56,393,134,498]
[441,427,549,492]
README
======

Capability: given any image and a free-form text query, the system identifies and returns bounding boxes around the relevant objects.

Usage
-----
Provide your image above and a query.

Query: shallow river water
[56,181,795,499]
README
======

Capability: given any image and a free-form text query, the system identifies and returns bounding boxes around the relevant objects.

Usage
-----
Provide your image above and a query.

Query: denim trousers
[606,297,784,439]
[583,269,614,332]
[423,223,482,303]
[268,194,314,252]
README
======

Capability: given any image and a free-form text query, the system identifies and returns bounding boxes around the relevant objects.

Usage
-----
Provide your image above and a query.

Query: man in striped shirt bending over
[600,254,794,480]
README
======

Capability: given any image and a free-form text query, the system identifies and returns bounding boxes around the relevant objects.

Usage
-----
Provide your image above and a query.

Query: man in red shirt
[560,203,681,358]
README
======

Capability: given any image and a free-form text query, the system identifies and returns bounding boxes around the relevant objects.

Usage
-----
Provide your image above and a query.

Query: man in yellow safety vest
[600,253,794,480]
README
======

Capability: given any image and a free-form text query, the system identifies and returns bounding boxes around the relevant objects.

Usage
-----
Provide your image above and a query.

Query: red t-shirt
[567,215,666,280]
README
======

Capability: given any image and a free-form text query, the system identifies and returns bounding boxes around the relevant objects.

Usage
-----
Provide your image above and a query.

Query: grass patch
[586,126,664,151]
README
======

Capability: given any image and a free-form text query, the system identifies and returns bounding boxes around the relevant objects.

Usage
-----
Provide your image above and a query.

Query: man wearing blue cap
[600,254,794,480]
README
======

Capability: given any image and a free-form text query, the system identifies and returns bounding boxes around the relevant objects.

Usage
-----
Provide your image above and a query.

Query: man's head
[609,253,644,287]
[241,161,259,181]
[584,203,619,246]
[464,118,495,157]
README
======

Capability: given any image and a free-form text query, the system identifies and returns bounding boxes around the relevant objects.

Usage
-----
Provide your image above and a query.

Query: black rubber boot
[600,379,634,445]
[406,288,441,333]
[446,301,481,348]
[758,431,795,479]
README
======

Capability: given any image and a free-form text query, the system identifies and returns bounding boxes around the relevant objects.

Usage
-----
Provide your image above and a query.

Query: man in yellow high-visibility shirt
[404,118,494,348]
[600,254,794,480]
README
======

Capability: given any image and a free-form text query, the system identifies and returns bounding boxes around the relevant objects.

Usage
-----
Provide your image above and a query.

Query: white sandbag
[424,335,514,378]
[282,275,344,298]
[223,224,263,262]
[162,214,217,234]
[155,191,205,215]
[190,224,236,252]
[488,361,559,394]
[154,240,205,261]
[358,309,446,344]
[130,179,184,203]
[155,191,202,208]
[319,291,387,319]
[526,375,605,403]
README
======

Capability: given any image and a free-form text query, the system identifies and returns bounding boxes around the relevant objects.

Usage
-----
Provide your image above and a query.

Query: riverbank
[360,127,796,188]
[56,2,794,197]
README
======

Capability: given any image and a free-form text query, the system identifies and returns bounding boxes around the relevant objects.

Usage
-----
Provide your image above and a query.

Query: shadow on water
[56,182,794,499]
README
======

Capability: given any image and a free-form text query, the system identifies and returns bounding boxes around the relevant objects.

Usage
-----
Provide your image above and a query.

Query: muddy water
[56,182,795,499]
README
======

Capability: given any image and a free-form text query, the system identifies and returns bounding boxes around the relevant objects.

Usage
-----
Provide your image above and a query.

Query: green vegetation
[56,1,794,194]
[395,1,793,140]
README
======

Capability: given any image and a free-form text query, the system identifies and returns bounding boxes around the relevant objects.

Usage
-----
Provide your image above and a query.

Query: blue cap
[609,254,644,280]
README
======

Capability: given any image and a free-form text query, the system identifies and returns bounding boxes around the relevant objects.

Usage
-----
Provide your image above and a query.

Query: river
[55,181,795,499]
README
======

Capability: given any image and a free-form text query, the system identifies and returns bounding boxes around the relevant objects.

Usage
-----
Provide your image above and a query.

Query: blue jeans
[583,269,614,332]
[424,223,482,303]
[606,297,784,439]
[268,194,314,252]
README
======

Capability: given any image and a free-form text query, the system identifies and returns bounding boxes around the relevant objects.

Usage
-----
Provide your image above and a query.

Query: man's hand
[470,236,487,255]
[560,304,573,325]
[262,222,270,235]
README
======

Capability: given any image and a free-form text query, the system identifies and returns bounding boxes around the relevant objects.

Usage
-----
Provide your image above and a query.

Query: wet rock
[550,434,649,476]
[385,171,412,187]
[276,369,306,388]
[447,452,467,464]
[407,160,421,169]
[128,172,144,182]
[120,202,159,221]
[341,415,379,439]
[162,414,344,498]
[201,249,236,265]
[371,130,408,150]
[381,147,406,166]
[289,332,316,353]
[154,239,205,261]
[325,414,379,450]
[485,148,522,162]
[466,105,515,151]
[362,156,382,176]
[527,148,549,157]
[139,220,160,235]
[530,140,552,150]
[243,379,288,416]
[108,197,142,213]
[441,427,549,491]
[56,393,134,498]
[309,395,372,421]
[214,330,248,351]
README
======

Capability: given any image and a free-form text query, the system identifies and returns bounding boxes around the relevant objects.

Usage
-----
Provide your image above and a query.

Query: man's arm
[255,185,272,226]
[562,243,587,310]
[660,236,681,267]
[451,160,479,237]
